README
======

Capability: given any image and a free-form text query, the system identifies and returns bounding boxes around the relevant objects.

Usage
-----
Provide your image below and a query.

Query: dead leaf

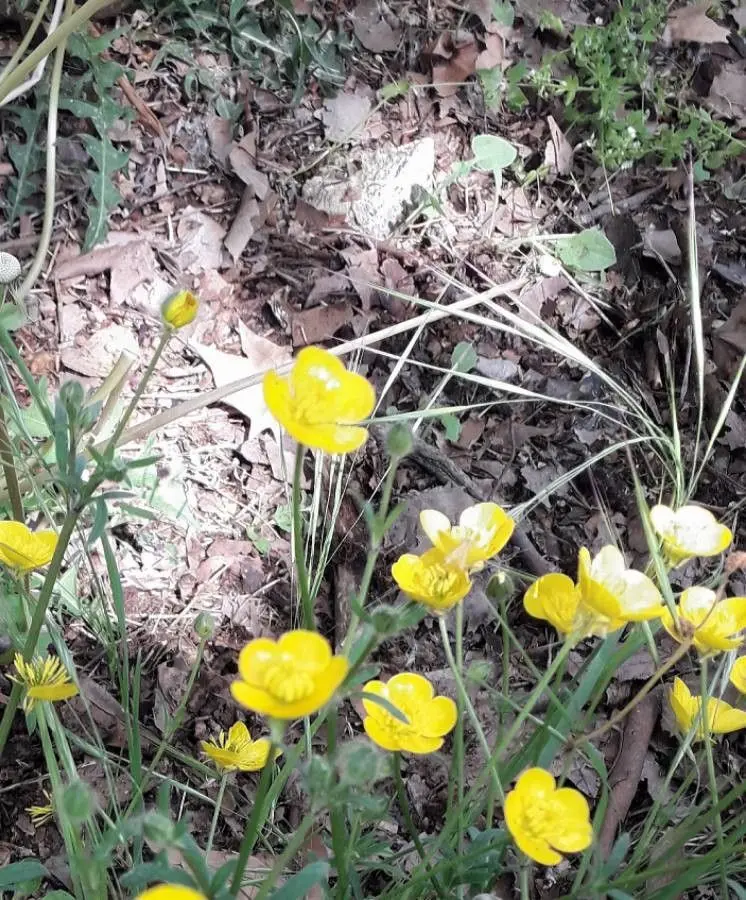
[520,462,568,499]
[662,3,730,44]
[544,115,573,176]
[176,208,226,273]
[229,134,270,198]
[432,32,480,97]
[707,62,746,124]
[465,0,495,28]
[225,186,260,261]
[190,324,292,441]
[517,274,569,317]
[321,91,373,142]
[344,247,381,310]
[291,303,353,347]
[475,32,504,70]
[352,0,402,52]
[206,113,234,166]
[60,324,140,378]
[307,273,350,304]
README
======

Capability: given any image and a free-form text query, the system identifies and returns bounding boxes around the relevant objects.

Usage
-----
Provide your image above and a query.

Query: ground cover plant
[1,0,746,898]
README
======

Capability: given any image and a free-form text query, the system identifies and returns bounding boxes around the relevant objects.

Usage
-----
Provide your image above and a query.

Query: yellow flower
[161,290,199,329]
[505,767,593,866]
[650,504,732,566]
[419,502,515,570]
[11,654,78,713]
[0,521,57,571]
[660,586,746,655]
[26,790,54,827]
[201,721,276,773]
[231,630,349,720]
[362,673,457,754]
[669,677,746,740]
[729,657,746,694]
[136,887,206,900]
[524,546,664,639]
[263,346,375,454]
[391,548,472,613]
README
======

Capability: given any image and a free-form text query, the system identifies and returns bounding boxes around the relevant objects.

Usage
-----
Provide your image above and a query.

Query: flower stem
[393,753,446,899]
[253,810,316,900]
[453,605,465,865]
[0,400,22,521]
[230,745,276,895]
[438,615,504,805]
[326,706,348,899]
[292,445,313,629]
[206,772,229,856]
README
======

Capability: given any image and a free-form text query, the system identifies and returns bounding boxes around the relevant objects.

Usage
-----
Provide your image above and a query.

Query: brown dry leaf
[307,273,350,304]
[321,91,373,142]
[517,274,570,317]
[544,115,573,176]
[206,113,234,166]
[344,246,381,309]
[225,186,261,262]
[466,0,495,28]
[432,32,480,97]
[60,324,140,378]
[475,32,504,70]
[662,3,730,44]
[190,324,291,441]
[291,303,354,347]
[707,62,746,124]
[70,677,128,747]
[352,0,402,52]
[176,208,226,273]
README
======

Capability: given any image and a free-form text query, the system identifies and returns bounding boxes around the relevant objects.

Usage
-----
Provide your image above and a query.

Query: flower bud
[194,611,215,640]
[0,252,21,285]
[386,424,413,460]
[161,290,199,329]
[486,571,515,604]
[59,379,86,412]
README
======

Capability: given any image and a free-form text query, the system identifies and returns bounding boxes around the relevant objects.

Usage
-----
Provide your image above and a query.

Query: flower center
[520,796,556,839]
[423,564,462,601]
[377,699,416,740]
[290,368,343,426]
[262,663,316,703]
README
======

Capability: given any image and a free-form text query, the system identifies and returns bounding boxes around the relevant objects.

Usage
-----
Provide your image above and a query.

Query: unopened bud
[386,424,413,459]
[194,612,215,640]
[161,289,199,329]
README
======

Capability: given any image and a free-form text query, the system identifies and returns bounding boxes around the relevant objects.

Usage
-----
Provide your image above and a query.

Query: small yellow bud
[161,290,199,329]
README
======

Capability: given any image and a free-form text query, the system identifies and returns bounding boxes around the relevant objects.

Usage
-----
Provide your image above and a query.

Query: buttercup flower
[650,504,732,567]
[0,521,57,571]
[362,672,457,754]
[231,630,349,720]
[419,502,515,570]
[729,657,746,694]
[505,767,593,865]
[392,548,472,613]
[201,721,276,773]
[660,586,746,655]
[11,654,78,713]
[670,677,746,740]
[136,888,206,900]
[161,289,199,329]
[26,790,54,827]
[263,346,375,454]
[524,546,665,639]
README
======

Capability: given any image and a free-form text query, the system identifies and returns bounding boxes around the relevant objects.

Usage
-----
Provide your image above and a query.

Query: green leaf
[274,502,293,533]
[451,340,477,373]
[477,67,503,110]
[380,80,410,101]
[491,1,515,27]
[441,413,462,442]
[471,134,517,172]
[79,133,129,250]
[270,861,330,900]
[0,861,48,889]
[358,691,409,724]
[552,228,617,272]
[0,303,26,331]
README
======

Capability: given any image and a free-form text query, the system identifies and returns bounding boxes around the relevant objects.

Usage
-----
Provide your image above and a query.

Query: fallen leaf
[544,115,573,176]
[60,324,140,378]
[321,91,373,142]
[707,62,746,125]
[352,0,402,52]
[466,0,495,28]
[475,32,504,70]
[229,136,270,198]
[176,208,226,273]
[191,324,292,441]
[291,303,354,347]
[517,274,569,317]
[663,3,730,44]
[206,113,234,166]
[432,32,480,97]
[225,186,260,261]
[307,273,350,304]
[344,247,380,310]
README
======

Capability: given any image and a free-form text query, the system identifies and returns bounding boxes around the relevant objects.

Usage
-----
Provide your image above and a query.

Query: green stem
[17,0,69,302]
[252,810,317,900]
[0,500,88,761]
[438,614,504,805]
[327,707,348,899]
[453,604,465,872]
[292,445,313,629]
[700,658,728,899]
[0,329,55,432]
[0,400,23,521]
[0,0,51,85]
[519,859,531,899]
[106,328,171,453]
[0,0,115,105]
[206,772,229,856]
[393,753,446,899]
[230,745,276,895]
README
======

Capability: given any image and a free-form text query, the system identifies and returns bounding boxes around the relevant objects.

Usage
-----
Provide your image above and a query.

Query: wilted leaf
[552,228,616,272]
[352,0,402,51]
[471,134,517,172]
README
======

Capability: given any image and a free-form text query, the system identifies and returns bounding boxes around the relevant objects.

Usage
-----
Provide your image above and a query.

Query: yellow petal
[551,788,593,853]
[136,886,207,900]
[363,716,402,752]
[397,732,444,754]
[421,696,458,737]
[523,574,580,635]
[361,680,388,721]
[670,678,697,733]
[515,767,556,798]
[419,509,451,551]
[227,721,251,744]
[709,698,746,734]
[27,683,78,703]
[387,672,435,705]
[729,658,746,694]
[237,639,277,685]
[615,571,665,621]
[278,630,332,671]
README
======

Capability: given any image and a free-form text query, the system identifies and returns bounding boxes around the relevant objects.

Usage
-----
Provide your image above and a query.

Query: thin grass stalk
[699,658,728,898]
[292,444,313,628]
